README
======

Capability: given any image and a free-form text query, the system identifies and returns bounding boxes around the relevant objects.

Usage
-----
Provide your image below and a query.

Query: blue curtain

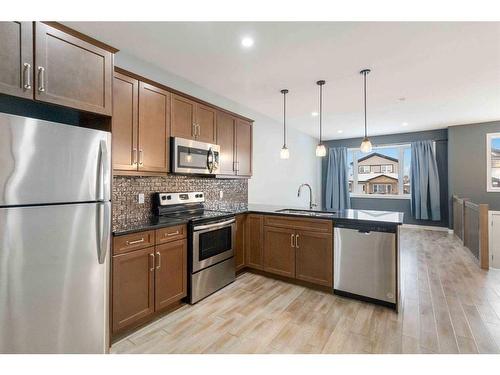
[325,147,351,211]
[410,140,441,220]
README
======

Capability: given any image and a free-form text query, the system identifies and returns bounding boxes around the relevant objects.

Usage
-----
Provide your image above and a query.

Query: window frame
[349,143,411,200]
[486,132,500,192]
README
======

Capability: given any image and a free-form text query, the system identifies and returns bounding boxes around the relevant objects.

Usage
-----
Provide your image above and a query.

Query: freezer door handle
[99,139,110,201]
[98,202,110,264]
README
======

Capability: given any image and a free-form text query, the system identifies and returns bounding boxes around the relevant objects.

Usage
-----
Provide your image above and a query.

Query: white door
[490,212,500,269]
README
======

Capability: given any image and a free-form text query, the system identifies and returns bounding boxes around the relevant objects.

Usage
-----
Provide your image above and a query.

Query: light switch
[219,190,224,199]
[138,193,145,204]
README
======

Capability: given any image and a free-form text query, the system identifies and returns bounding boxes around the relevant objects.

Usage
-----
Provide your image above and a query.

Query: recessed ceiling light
[398,97,406,102]
[311,112,319,117]
[402,122,408,126]
[241,37,254,48]
[337,130,343,134]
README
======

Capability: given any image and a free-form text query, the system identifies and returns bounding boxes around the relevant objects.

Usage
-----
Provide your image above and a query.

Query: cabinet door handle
[126,238,144,245]
[192,123,196,137]
[149,253,155,272]
[295,234,300,248]
[290,234,295,248]
[37,66,45,92]
[165,230,179,237]
[132,148,138,166]
[156,251,161,269]
[197,124,201,137]
[23,63,32,90]
[139,149,144,166]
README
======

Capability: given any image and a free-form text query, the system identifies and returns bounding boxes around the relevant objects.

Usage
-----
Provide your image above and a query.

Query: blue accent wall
[322,129,449,227]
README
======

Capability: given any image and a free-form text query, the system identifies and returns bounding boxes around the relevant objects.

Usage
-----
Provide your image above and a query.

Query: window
[348,144,411,198]
[487,133,500,192]
[381,164,393,173]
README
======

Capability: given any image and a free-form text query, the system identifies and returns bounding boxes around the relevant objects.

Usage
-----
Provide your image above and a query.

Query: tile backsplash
[112,175,248,227]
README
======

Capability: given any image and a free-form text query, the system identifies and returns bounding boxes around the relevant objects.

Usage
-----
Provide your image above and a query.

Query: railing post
[479,204,489,270]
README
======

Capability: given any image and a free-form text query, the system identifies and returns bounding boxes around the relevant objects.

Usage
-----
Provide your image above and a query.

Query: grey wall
[322,129,449,227]
[448,121,500,213]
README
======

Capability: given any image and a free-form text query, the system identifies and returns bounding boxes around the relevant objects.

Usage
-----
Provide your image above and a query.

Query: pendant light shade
[359,69,372,153]
[316,80,326,157]
[280,89,290,159]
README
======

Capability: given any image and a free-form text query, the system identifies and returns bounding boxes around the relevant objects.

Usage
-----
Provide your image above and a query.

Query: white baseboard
[402,224,451,232]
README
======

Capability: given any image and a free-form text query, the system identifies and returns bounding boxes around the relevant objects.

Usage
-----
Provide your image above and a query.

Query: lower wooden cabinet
[112,247,155,333]
[245,214,264,270]
[112,226,187,336]
[263,226,296,278]
[295,230,333,287]
[155,239,187,311]
[249,215,333,288]
[235,215,246,271]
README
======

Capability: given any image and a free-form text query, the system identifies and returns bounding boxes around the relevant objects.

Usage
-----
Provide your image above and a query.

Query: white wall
[115,52,322,208]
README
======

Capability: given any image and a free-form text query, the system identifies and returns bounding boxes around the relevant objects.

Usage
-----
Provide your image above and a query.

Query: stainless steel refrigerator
[0,113,111,353]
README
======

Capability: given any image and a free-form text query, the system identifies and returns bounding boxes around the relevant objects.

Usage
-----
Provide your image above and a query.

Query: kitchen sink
[275,208,336,217]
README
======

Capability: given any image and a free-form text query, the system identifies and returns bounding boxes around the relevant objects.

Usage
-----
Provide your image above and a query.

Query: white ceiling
[66,22,500,140]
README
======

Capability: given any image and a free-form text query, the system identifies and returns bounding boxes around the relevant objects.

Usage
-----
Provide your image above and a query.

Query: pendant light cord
[281,89,288,148]
[363,71,367,138]
[319,84,322,143]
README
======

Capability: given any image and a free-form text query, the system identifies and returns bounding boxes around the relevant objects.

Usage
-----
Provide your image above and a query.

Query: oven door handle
[193,218,235,231]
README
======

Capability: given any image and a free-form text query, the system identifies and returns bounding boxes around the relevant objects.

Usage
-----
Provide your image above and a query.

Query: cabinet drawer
[155,224,187,244]
[113,230,155,255]
[263,215,332,234]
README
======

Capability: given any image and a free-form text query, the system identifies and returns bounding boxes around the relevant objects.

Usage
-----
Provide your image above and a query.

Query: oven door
[172,137,220,175]
[192,218,235,273]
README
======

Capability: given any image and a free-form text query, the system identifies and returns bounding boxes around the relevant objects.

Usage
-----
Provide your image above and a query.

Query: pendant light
[280,89,290,159]
[359,69,373,153]
[315,80,326,157]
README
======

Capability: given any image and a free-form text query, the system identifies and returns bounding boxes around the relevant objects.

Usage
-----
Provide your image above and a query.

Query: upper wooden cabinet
[171,94,196,139]
[171,94,216,143]
[216,111,236,175]
[235,119,253,176]
[0,22,114,115]
[0,22,33,99]
[112,72,139,171]
[216,112,253,177]
[138,82,170,173]
[112,71,170,174]
[196,103,217,143]
[34,22,113,115]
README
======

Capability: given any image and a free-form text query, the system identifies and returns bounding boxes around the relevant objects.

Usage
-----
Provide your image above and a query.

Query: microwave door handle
[207,147,214,173]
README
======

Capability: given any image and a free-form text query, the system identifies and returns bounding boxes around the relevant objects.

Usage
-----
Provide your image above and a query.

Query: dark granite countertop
[113,216,188,236]
[113,205,403,236]
[239,204,404,226]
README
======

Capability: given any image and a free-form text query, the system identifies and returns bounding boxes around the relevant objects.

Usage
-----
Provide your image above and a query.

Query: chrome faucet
[297,183,317,210]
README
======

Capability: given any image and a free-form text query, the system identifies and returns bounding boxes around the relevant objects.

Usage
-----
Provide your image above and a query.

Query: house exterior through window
[348,145,411,197]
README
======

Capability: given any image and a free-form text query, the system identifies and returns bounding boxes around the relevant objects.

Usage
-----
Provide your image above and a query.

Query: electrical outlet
[138,193,145,204]
[219,190,224,199]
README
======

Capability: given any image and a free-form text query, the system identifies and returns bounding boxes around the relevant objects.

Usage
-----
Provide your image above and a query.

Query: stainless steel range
[154,192,236,304]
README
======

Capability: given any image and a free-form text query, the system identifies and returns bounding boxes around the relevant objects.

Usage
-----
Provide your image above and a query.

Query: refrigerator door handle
[98,202,110,264]
[99,139,110,202]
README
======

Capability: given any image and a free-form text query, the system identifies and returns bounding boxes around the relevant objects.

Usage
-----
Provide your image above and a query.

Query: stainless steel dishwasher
[334,222,399,310]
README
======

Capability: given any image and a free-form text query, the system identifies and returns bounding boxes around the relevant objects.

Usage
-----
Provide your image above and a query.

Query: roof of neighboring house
[357,152,399,163]
[349,173,399,182]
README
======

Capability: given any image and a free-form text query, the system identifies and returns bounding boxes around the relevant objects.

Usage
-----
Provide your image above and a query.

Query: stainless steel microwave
[171,137,220,175]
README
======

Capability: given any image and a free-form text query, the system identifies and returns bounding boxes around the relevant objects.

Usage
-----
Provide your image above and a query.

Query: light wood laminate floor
[111,228,500,354]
